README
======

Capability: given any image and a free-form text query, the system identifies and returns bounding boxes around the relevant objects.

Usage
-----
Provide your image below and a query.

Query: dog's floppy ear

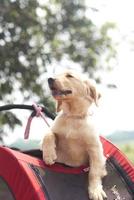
[84,80,101,106]
[56,100,62,112]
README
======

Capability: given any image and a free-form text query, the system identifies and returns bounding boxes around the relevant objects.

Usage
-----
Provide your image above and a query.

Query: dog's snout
[48,78,55,85]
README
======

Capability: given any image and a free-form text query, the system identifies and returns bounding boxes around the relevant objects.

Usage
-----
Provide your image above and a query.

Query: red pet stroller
[0,104,133,200]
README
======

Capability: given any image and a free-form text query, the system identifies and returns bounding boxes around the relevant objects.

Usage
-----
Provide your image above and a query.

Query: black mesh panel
[30,160,133,200]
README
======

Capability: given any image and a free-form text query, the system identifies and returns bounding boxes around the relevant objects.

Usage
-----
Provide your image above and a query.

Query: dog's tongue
[52,90,72,96]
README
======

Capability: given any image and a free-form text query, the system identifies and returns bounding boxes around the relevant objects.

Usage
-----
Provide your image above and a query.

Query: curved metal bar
[0,104,56,120]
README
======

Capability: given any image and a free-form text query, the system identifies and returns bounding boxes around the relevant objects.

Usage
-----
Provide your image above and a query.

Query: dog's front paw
[88,185,107,200]
[43,148,57,165]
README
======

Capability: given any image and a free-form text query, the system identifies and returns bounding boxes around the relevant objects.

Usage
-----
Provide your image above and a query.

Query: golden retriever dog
[42,71,107,200]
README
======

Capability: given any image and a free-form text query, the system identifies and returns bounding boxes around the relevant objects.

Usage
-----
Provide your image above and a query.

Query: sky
[46,0,134,134]
[4,0,134,144]
[86,0,134,134]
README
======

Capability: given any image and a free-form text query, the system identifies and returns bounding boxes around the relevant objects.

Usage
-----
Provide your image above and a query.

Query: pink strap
[33,103,50,127]
[24,116,33,139]
[24,103,50,139]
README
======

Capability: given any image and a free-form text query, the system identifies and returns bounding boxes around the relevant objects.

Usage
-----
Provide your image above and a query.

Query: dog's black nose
[48,78,55,85]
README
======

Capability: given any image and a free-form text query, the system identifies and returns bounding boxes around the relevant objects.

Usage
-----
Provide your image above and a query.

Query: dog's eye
[66,74,73,78]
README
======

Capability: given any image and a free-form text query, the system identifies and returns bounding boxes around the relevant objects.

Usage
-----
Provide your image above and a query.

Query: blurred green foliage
[0,0,116,138]
[119,143,134,164]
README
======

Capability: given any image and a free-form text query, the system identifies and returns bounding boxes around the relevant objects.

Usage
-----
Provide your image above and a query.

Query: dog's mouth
[48,78,72,97]
[51,88,72,97]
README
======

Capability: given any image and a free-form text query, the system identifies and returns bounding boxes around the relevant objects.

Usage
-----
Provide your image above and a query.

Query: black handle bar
[0,104,56,120]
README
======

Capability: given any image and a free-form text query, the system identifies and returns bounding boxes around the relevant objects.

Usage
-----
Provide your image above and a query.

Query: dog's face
[48,72,85,100]
[48,71,100,106]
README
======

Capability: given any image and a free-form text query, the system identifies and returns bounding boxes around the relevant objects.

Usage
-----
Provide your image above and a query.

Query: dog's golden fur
[42,71,107,200]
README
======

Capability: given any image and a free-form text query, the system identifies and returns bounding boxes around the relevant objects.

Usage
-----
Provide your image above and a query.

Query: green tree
[0,0,116,139]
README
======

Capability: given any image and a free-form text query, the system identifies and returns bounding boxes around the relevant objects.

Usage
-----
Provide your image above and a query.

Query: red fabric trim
[100,136,134,182]
[0,140,133,200]
[7,148,45,168]
[20,162,46,199]
[45,136,134,176]
[7,148,89,174]
[44,163,89,174]
[1,135,134,179]
[0,147,46,200]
